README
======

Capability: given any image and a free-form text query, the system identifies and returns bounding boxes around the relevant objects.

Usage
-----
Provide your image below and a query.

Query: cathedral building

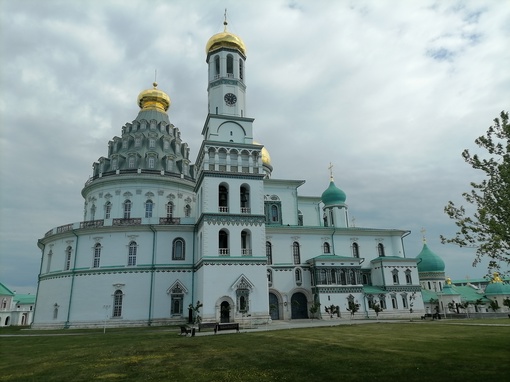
[32,24,425,329]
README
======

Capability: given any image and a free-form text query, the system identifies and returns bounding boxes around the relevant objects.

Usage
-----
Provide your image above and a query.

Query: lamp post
[103,304,111,334]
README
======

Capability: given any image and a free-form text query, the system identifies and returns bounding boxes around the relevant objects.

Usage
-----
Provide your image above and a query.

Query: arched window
[349,269,356,284]
[184,204,191,217]
[292,242,300,264]
[53,304,59,319]
[227,54,234,77]
[64,246,72,271]
[128,241,137,266]
[219,184,228,212]
[267,269,272,284]
[241,230,251,256]
[145,200,153,218]
[128,156,135,168]
[123,200,131,219]
[401,295,408,309]
[266,241,272,265]
[240,185,250,213]
[392,297,398,309]
[271,205,279,222]
[298,210,303,226]
[219,230,229,255]
[295,268,302,283]
[104,201,112,219]
[113,290,123,317]
[148,157,155,169]
[93,243,101,268]
[90,204,96,221]
[352,242,360,258]
[214,55,220,78]
[46,250,53,273]
[111,158,118,170]
[320,269,327,284]
[331,269,337,284]
[405,269,412,285]
[324,242,330,254]
[392,269,399,285]
[166,202,174,218]
[377,243,385,257]
[172,238,185,260]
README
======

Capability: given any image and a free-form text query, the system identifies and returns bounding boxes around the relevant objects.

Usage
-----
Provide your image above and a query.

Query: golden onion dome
[137,82,171,112]
[254,141,271,166]
[206,21,246,56]
[261,146,271,166]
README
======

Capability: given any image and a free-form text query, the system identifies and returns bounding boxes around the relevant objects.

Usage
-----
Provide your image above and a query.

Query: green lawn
[1,320,509,381]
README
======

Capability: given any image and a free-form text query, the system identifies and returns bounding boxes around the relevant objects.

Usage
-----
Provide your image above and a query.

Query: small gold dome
[137,82,171,112]
[261,146,271,166]
[206,21,246,56]
[254,141,271,166]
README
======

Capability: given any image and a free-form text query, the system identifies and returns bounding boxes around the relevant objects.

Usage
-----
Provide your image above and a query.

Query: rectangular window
[149,139,156,148]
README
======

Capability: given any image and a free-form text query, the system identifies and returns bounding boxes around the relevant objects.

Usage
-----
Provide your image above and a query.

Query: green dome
[416,243,445,273]
[485,273,510,295]
[321,180,346,206]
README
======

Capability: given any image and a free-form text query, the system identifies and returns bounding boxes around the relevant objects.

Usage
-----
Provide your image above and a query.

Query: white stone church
[32,24,426,329]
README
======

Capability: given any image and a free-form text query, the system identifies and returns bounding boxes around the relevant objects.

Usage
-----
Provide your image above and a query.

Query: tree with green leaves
[371,302,383,319]
[503,297,510,310]
[309,302,321,320]
[441,110,510,271]
[189,301,203,326]
[346,300,360,318]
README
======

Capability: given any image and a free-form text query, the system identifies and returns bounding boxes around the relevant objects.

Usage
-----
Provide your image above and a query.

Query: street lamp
[103,304,111,334]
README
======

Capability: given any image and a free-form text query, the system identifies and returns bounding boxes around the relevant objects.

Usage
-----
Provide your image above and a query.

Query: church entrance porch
[291,292,308,319]
[220,301,231,323]
[269,292,280,320]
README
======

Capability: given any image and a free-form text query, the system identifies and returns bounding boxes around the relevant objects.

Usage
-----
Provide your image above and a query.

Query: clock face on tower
[224,93,237,106]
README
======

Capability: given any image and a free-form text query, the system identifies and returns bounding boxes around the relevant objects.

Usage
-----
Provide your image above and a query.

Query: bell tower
[193,17,269,325]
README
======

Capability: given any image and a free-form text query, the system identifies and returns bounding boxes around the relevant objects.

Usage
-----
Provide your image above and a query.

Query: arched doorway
[291,292,308,319]
[220,301,231,323]
[269,293,280,320]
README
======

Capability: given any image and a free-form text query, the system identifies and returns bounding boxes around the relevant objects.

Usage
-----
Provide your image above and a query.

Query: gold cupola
[137,82,171,112]
[206,19,246,56]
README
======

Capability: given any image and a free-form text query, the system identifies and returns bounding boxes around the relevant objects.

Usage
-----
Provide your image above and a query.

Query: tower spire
[223,8,228,31]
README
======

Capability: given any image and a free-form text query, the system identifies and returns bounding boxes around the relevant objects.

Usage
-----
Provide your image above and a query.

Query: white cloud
[1,0,509,293]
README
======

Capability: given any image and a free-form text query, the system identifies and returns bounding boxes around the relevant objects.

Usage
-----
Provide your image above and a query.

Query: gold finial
[446,277,452,285]
[492,272,503,283]
[328,162,334,181]
[421,227,427,243]
[223,9,228,31]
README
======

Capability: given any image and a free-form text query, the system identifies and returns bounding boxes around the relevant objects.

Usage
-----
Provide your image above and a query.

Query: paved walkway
[193,318,399,336]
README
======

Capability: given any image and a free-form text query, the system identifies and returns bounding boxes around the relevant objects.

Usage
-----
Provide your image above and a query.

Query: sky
[1,0,509,294]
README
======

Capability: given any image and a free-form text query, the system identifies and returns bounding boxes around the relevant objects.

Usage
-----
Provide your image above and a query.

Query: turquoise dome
[485,273,510,295]
[485,282,510,295]
[416,243,445,273]
[321,180,346,206]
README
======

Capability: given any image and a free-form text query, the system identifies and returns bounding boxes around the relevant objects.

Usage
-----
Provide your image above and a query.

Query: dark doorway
[220,301,230,323]
[269,293,279,320]
[291,292,308,319]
